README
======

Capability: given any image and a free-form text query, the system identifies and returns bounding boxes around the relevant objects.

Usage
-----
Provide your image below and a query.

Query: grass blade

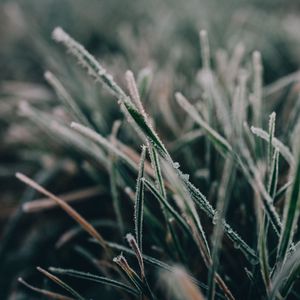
[277,149,300,263]
[49,267,139,296]
[207,157,235,300]
[268,149,279,199]
[123,100,168,157]
[18,277,73,300]
[134,145,147,251]
[113,254,146,296]
[106,242,215,294]
[53,28,168,158]
[16,173,107,250]
[271,242,300,299]
[160,266,205,300]
[52,27,127,99]
[126,233,145,279]
[250,126,294,165]
[37,267,86,300]
[143,178,190,235]
[176,92,232,157]
[71,122,137,171]
[44,71,91,127]
[267,112,276,172]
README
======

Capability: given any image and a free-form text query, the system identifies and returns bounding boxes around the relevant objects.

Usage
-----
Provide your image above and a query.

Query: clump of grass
[6,14,300,300]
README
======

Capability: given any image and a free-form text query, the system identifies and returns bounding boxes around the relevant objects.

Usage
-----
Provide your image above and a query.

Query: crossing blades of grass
[52,28,169,158]
[51,28,256,265]
[134,145,147,251]
[106,241,213,294]
[113,254,155,299]
[143,178,190,235]
[250,126,294,166]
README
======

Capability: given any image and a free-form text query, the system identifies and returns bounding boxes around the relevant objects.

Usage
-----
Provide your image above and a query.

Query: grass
[1,1,300,299]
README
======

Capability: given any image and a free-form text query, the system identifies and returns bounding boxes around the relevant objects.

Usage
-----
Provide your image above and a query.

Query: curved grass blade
[52,27,127,99]
[135,146,147,251]
[106,241,222,296]
[49,267,139,296]
[18,277,73,300]
[37,267,85,300]
[113,254,153,298]
[160,265,205,300]
[125,233,155,299]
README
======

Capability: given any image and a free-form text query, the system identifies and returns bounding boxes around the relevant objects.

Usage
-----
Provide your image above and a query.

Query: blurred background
[1,0,300,299]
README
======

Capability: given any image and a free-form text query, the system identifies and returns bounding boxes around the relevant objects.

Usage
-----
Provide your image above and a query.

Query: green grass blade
[52,27,127,99]
[109,158,124,235]
[123,101,168,157]
[148,146,167,198]
[134,145,147,251]
[251,126,294,165]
